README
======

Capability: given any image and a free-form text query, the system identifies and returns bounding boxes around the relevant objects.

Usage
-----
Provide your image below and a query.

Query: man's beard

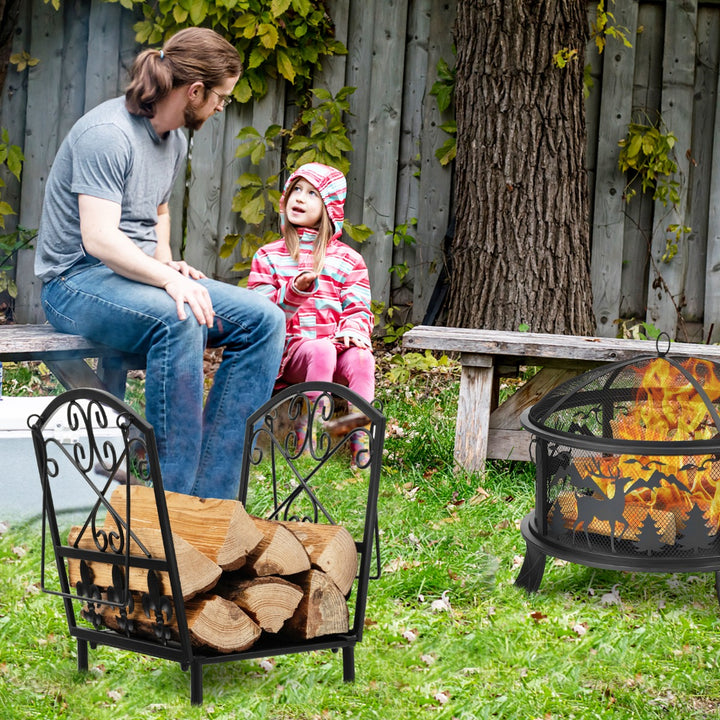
[183,102,205,131]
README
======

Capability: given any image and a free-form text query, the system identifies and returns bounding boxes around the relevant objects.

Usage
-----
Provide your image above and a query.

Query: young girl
[248,163,375,458]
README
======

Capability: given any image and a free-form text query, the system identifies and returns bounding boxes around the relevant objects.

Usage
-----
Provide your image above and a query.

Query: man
[35,28,285,499]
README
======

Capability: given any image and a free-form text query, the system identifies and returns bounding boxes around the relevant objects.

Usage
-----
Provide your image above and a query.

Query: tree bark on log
[110,485,263,571]
[447,0,594,335]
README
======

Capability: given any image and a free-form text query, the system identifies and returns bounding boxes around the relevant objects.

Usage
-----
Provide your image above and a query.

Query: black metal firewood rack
[30,382,385,705]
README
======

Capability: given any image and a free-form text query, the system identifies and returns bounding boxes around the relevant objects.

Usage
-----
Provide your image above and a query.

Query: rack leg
[190,661,203,706]
[76,639,88,672]
[342,647,355,682]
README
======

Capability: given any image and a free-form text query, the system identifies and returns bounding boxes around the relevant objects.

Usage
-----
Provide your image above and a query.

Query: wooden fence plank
[618,1,664,322]
[412,0,455,323]
[185,114,226,277]
[0,0,30,245]
[393,0,432,319]
[84,0,122,112]
[684,5,720,339]
[704,13,720,342]
[360,0,409,307]
[15,0,67,324]
[590,0,639,337]
[344,0,376,232]
[645,0,698,340]
[321,0,349,97]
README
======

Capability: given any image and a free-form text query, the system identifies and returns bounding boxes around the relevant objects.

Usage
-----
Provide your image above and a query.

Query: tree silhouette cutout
[677,504,716,552]
[633,512,667,555]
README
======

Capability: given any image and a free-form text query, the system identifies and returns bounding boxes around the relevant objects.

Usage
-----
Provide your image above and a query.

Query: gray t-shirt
[35,96,187,282]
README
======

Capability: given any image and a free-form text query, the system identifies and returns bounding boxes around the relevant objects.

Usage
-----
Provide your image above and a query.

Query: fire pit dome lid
[521,347,720,454]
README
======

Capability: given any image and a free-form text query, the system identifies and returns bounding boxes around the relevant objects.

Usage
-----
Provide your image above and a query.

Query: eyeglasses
[208,88,233,108]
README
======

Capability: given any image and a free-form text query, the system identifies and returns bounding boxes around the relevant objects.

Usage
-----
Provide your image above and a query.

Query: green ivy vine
[105,0,346,102]
[618,119,690,262]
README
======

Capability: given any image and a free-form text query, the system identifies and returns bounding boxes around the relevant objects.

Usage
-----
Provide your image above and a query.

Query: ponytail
[126,27,241,117]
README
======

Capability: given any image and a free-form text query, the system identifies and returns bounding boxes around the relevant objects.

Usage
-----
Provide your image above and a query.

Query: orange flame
[572,357,720,534]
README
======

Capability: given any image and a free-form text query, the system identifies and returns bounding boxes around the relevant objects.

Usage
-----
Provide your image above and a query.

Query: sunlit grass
[3,358,720,719]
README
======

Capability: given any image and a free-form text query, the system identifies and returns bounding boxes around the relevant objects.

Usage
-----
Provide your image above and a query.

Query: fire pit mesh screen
[518,350,720,592]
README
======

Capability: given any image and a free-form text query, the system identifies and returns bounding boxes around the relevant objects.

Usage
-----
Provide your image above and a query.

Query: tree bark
[447,0,594,335]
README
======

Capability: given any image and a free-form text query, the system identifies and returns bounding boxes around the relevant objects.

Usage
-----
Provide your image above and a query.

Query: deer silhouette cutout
[570,460,674,553]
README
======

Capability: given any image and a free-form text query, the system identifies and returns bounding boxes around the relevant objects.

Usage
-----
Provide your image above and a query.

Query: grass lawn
[2,357,720,719]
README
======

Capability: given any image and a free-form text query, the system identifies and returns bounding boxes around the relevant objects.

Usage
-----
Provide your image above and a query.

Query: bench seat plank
[402,326,720,472]
[0,324,129,362]
[0,325,144,394]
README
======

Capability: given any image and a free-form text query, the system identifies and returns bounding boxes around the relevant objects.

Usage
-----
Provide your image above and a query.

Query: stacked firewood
[67,485,358,653]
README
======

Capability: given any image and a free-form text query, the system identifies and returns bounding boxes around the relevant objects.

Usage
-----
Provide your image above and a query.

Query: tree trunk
[447,0,594,335]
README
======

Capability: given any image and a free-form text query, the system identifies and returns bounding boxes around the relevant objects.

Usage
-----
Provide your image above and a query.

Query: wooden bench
[0,324,144,396]
[402,326,720,472]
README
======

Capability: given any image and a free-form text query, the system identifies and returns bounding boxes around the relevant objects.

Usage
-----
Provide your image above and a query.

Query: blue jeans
[41,262,285,499]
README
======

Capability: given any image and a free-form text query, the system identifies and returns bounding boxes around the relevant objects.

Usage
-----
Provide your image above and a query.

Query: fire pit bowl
[516,339,720,602]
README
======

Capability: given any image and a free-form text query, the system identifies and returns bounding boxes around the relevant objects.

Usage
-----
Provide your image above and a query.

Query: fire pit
[515,338,720,602]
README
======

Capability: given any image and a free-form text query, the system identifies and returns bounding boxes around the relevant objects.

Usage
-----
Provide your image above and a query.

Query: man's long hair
[125,28,242,117]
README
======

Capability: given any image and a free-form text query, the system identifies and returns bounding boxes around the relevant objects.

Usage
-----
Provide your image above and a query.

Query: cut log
[280,521,357,595]
[283,569,349,639]
[110,485,263,570]
[218,575,303,633]
[67,526,221,600]
[244,517,311,577]
[98,592,261,653]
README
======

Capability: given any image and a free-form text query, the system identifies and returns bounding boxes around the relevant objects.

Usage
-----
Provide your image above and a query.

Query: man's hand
[163,274,215,326]
[166,259,207,280]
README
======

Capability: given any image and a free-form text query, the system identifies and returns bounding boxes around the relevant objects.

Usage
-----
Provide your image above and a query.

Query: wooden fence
[1,0,720,343]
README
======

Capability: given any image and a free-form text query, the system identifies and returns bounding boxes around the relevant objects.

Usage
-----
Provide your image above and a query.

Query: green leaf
[0,202,15,216]
[241,194,267,225]
[276,49,296,83]
[173,4,188,22]
[6,146,23,180]
[292,0,311,15]
[235,77,253,104]
[189,0,207,24]
[270,0,291,16]
[344,222,373,244]
[258,23,279,49]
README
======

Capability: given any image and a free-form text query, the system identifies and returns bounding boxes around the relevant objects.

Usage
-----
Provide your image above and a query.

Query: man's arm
[78,194,215,326]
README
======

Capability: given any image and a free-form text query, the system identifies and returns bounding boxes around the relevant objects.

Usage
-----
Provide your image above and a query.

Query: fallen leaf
[529,611,547,623]
[433,691,450,705]
[430,591,452,613]
[402,629,418,642]
[469,487,490,504]
[600,584,622,606]
[572,622,588,637]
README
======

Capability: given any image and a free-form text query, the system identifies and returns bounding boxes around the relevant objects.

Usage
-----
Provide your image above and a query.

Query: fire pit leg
[515,542,547,593]
[715,572,720,607]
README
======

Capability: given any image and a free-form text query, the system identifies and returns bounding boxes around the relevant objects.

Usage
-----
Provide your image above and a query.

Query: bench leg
[454,361,495,474]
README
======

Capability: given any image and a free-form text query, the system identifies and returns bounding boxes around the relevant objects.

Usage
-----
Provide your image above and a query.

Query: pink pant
[280,337,375,402]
